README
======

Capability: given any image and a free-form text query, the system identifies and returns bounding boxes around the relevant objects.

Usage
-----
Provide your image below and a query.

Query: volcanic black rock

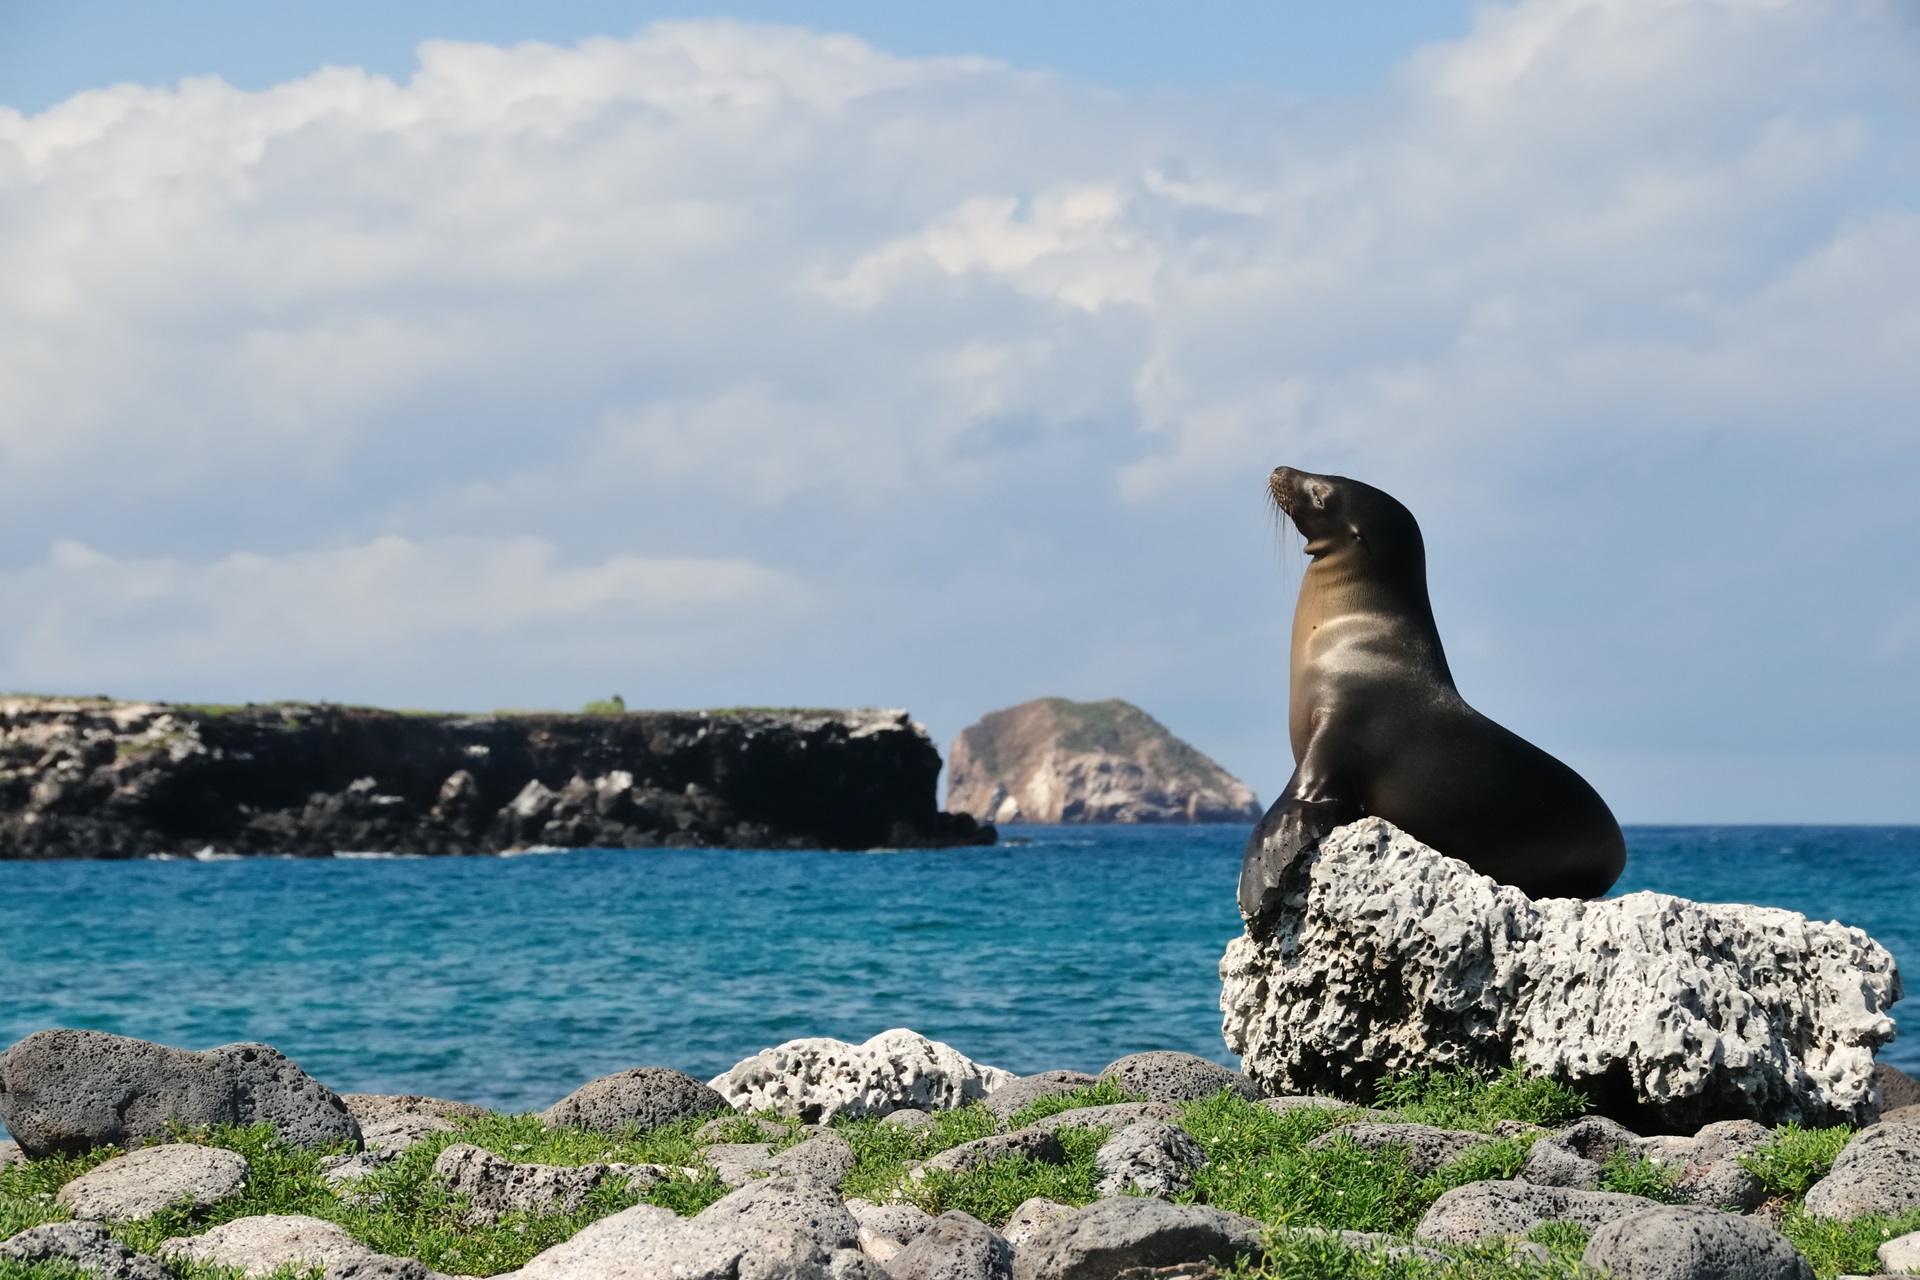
[0,697,993,857]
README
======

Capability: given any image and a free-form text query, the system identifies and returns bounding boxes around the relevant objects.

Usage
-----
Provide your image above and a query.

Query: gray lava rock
[1517,1116,1640,1188]
[926,1129,1066,1174]
[848,1199,935,1263]
[542,1066,729,1134]
[1011,1198,1265,1280]
[985,1072,1100,1121]
[57,1142,249,1222]
[1520,1117,1766,1210]
[159,1214,427,1279]
[0,1221,172,1280]
[701,1141,777,1186]
[514,1203,679,1277]
[1519,1139,1601,1188]
[433,1142,611,1223]
[1098,1053,1261,1105]
[1221,818,1902,1130]
[1020,1102,1184,1135]
[341,1094,487,1125]
[1002,1198,1075,1251]
[0,1030,360,1157]
[1656,1119,1771,1211]
[1417,1179,1665,1243]
[773,1131,859,1188]
[1878,1063,1920,1113]
[1879,1228,1920,1274]
[358,1114,456,1154]
[513,1200,834,1280]
[1,1139,22,1166]
[1803,1121,1920,1218]
[1581,1204,1814,1279]
[1547,1116,1642,1161]
[1307,1123,1494,1177]
[696,1174,861,1252]
[1095,1120,1208,1198]
[888,1211,1014,1280]
[885,1108,938,1130]
[829,1248,892,1279]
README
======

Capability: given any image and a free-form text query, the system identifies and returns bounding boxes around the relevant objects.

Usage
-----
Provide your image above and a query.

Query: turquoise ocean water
[3,825,1916,1114]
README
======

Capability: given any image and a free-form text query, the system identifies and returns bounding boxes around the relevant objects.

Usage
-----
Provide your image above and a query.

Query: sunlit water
[3,825,1914,1113]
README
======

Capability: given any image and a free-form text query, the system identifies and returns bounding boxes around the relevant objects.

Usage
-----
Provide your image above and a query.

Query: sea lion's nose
[1269,467,1296,513]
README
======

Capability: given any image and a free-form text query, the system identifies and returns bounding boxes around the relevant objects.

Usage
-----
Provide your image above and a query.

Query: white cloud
[0,0,1916,814]
[1,537,799,687]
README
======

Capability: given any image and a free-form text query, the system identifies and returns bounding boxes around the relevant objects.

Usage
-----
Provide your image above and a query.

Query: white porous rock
[708,1029,1016,1123]
[1221,818,1902,1130]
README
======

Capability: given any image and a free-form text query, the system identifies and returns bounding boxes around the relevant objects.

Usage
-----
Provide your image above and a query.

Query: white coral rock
[1220,817,1901,1130]
[708,1028,1015,1122]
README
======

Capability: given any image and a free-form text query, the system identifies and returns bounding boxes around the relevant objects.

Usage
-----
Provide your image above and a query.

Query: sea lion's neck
[1291,552,1455,686]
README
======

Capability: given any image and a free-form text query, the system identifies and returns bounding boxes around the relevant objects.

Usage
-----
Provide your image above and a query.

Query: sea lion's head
[1270,466,1426,578]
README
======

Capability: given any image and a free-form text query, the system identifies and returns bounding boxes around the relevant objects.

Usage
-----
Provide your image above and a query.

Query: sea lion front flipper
[1237,750,1359,938]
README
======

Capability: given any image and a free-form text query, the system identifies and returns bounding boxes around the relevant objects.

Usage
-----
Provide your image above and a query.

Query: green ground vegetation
[0,1069,1906,1280]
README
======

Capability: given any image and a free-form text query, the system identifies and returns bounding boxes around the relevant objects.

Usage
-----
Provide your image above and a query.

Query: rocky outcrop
[946,698,1259,825]
[1219,818,1902,1132]
[0,1030,360,1158]
[0,696,992,857]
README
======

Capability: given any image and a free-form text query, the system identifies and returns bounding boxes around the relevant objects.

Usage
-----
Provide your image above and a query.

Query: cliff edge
[946,697,1260,825]
[0,696,993,858]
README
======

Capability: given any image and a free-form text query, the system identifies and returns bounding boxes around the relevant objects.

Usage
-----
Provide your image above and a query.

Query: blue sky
[1,0,1917,821]
[0,2,1474,107]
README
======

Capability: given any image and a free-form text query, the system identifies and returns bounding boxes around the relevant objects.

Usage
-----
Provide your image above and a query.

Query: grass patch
[0,1149,122,1241]
[903,1128,1109,1224]
[0,1262,99,1280]
[1741,1123,1856,1200]
[1373,1069,1587,1133]
[1594,1147,1683,1203]
[0,1113,733,1278]
[1005,1078,1144,1130]
[1779,1205,1920,1278]
[834,1103,1002,1205]
[1174,1092,1537,1236]
[2,1065,1900,1280]
[1218,1230,1602,1278]
[1523,1220,1591,1269]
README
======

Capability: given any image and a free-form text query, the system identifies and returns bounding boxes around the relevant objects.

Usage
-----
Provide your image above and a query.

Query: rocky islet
[945,697,1262,826]
[0,696,992,858]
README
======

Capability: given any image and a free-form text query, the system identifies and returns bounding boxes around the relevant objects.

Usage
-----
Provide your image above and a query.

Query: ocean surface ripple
[3,825,1914,1112]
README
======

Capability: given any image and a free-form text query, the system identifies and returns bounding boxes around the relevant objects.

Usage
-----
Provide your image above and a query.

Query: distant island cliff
[0,697,993,858]
[946,697,1262,825]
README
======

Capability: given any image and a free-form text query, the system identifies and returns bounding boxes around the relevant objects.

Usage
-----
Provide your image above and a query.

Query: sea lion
[1239,466,1625,935]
